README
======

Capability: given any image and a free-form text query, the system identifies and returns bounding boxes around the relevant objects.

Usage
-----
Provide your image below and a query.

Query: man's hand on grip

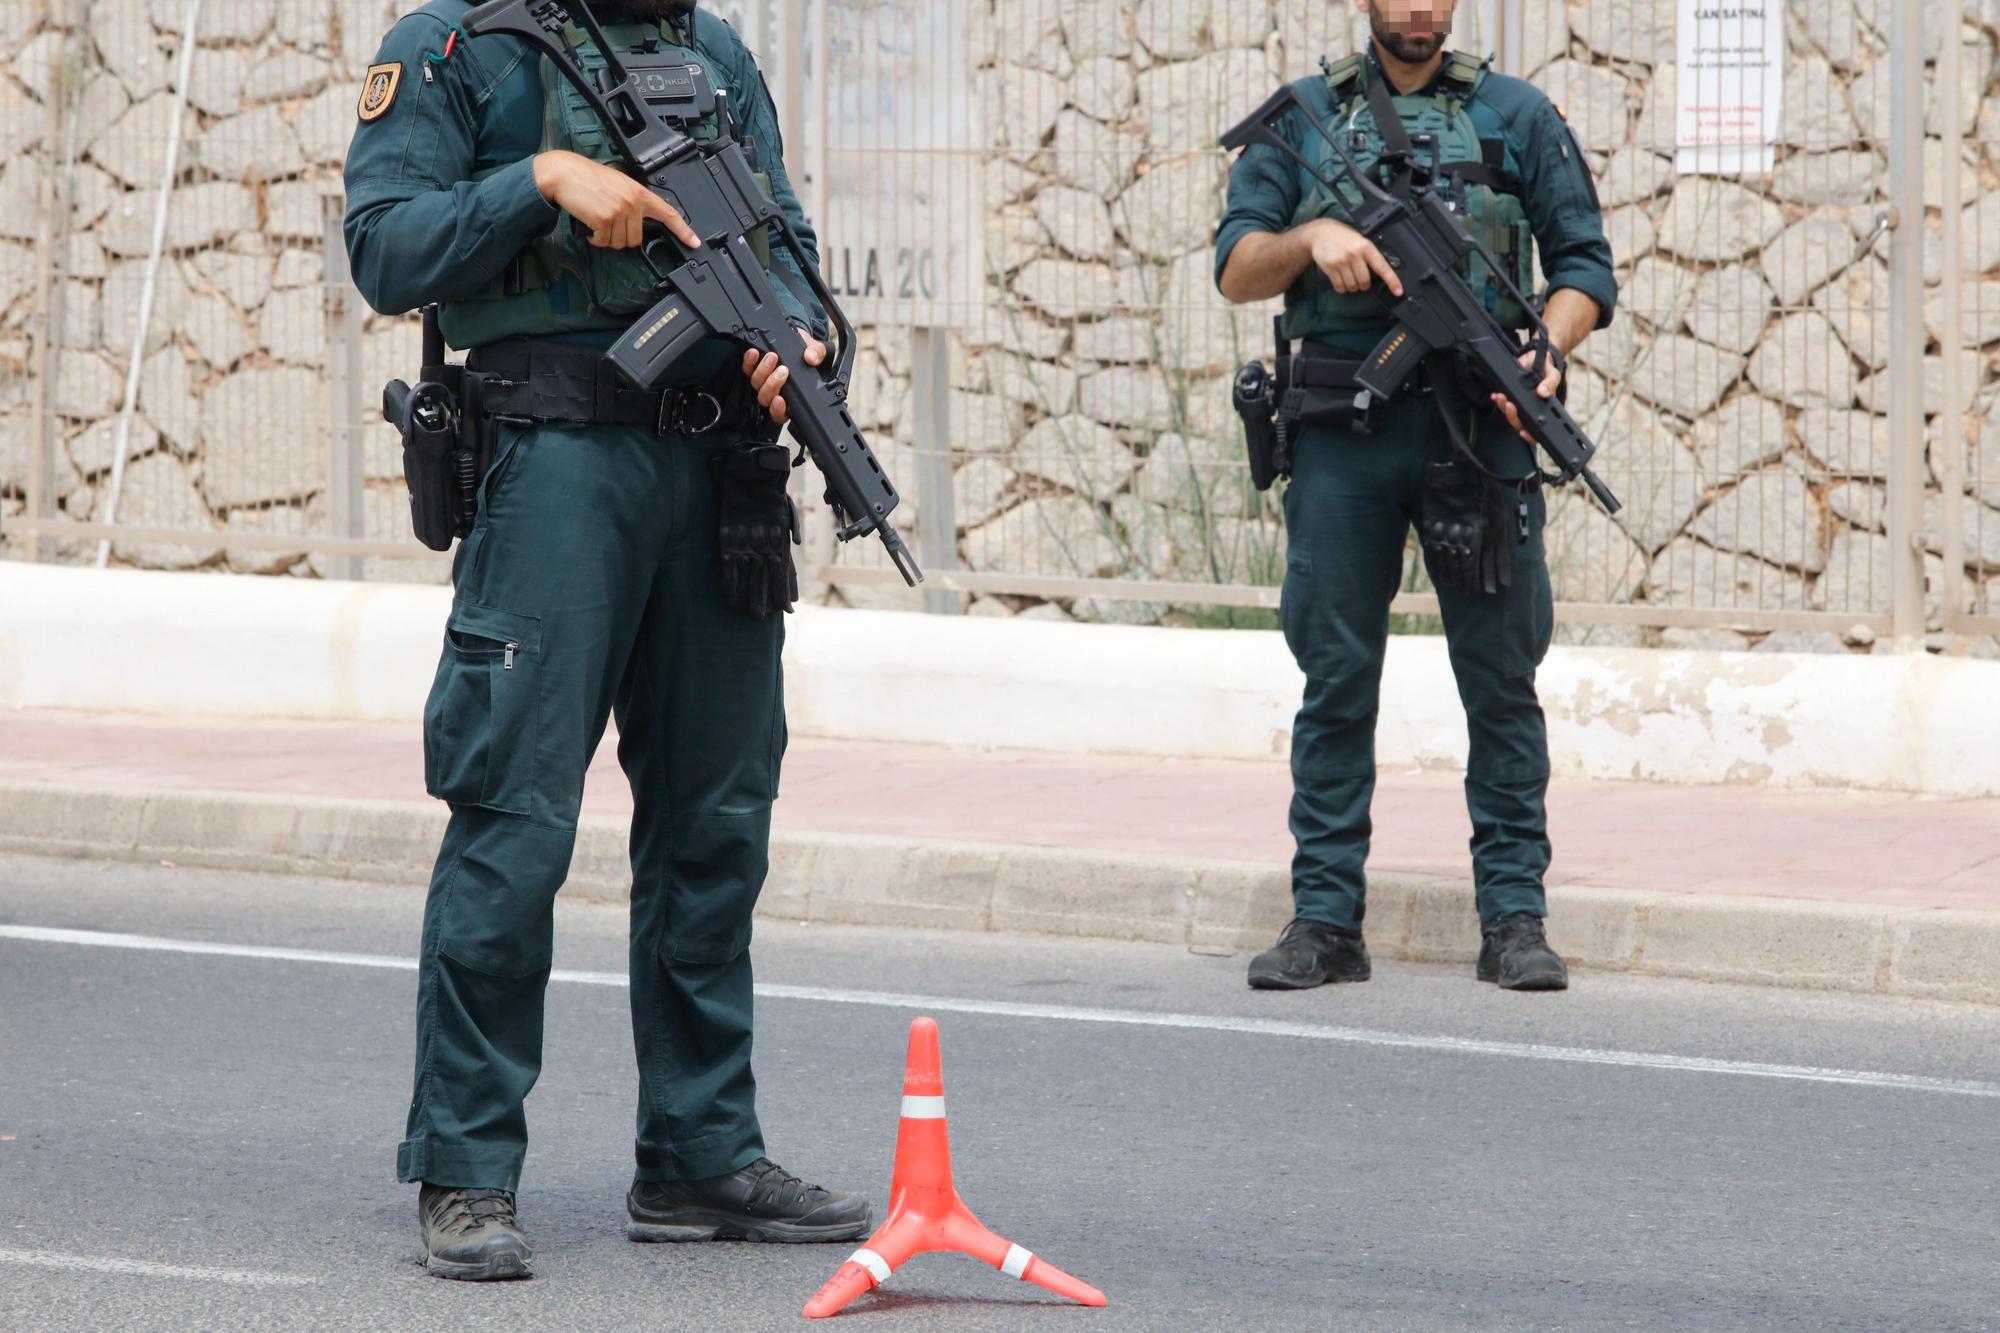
[533,150,702,251]
[1305,218,1403,298]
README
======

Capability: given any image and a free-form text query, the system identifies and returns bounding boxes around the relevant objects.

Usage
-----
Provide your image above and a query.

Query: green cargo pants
[396,418,784,1193]
[1280,391,1555,934]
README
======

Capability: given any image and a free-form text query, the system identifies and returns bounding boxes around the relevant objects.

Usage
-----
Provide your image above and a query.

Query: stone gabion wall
[0,0,430,580]
[2,0,1997,650]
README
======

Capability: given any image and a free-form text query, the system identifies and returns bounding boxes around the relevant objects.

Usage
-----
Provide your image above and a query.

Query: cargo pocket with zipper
[423,602,543,818]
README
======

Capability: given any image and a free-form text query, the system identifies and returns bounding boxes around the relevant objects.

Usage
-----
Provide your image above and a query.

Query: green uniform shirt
[343,0,824,376]
[1215,46,1617,344]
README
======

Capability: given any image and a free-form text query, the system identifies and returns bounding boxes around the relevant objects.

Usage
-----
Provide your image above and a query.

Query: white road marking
[0,1248,318,1287]
[5,925,1998,1101]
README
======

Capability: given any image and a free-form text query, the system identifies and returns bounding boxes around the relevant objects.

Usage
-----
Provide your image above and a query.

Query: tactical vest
[1281,52,1534,342]
[440,14,771,350]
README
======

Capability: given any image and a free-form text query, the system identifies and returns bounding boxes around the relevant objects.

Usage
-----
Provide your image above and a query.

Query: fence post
[912,326,959,614]
[322,196,366,583]
[1493,0,1523,75]
[1938,16,1969,634]
[1884,0,1929,647]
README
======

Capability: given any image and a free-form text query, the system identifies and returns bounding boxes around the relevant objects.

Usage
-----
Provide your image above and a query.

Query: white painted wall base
[4,564,1997,797]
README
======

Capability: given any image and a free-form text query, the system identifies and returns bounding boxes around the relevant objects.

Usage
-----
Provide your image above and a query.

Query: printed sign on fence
[818,1,984,328]
[1675,2,1784,173]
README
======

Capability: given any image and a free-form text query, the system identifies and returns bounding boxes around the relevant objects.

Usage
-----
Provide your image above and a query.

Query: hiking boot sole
[628,1209,872,1244]
[1478,960,1569,990]
[1247,964,1371,990]
[422,1249,533,1281]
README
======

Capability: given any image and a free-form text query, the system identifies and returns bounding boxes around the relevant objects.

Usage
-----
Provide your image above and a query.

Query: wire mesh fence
[1,0,1995,644]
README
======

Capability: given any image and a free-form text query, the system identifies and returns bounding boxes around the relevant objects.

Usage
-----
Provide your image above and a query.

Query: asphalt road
[2,854,1997,1332]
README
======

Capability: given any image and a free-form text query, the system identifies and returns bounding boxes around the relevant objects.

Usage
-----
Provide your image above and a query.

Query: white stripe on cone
[1001,1244,1033,1279]
[850,1248,893,1285]
[900,1095,947,1119]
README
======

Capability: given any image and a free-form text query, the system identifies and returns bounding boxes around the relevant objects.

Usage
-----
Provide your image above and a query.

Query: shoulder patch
[358,62,403,123]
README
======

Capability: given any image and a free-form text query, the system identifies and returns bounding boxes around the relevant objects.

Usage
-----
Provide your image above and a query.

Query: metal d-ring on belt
[466,338,733,437]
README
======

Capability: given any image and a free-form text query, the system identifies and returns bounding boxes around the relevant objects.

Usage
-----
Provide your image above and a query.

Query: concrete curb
[3,781,1994,1006]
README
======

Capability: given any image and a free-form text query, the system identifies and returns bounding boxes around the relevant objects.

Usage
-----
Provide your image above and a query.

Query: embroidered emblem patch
[358,62,402,122]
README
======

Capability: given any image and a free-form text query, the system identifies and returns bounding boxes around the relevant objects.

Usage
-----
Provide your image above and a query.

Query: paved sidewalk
[2,709,1996,915]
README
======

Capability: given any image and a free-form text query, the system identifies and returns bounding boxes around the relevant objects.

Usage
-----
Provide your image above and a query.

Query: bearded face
[589,0,698,21]
[1365,0,1457,63]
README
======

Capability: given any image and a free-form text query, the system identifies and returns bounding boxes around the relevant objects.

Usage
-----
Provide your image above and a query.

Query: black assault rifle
[460,0,923,583]
[1221,85,1621,514]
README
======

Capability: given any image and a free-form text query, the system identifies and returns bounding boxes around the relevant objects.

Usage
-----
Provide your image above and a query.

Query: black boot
[1247,918,1371,990]
[418,1184,533,1281]
[628,1157,873,1243]
[1477,913,1569,991]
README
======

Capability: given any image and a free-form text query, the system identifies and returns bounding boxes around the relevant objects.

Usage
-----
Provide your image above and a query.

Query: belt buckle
[660,389,724,437]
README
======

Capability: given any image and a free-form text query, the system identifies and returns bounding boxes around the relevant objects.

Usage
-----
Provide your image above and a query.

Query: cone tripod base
[802,1017,1108,1319]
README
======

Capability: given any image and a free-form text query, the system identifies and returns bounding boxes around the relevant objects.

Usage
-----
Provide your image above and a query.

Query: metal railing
[3,0,1994,645]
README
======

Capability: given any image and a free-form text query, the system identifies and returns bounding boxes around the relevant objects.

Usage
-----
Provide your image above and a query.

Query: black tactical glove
[1418,460,1512,597]
[712,441,801,620]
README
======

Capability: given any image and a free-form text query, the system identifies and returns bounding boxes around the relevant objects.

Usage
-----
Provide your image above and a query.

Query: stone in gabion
[102,182,259,256]
[1602,203,1658,271]
[1925,281,2000,348]
[1049,110,1144,203]
[946,390,1024,457]
[1854,351,1984,416]
[1594,147,1675,210]
[1762,210,1858,308]
[953,456,1019,530]
[98,256,191,363]
[981,63,1065,154]
[1135,49,1274,156]
[241,49,334,104]
[1772,149,1885,209]
[1011,257,1121,319]
[259,285,329,368]
[152,0,277,45]
[292,84,358,169]
[197,366,327,508]
[1646,536,1811,611]
[196,105,307,182]
[191,250,274,314]
[1690,394,1789,483]
[1684,264,1775,356]
[1691,469,1827,574]
[1570,0,1675,67]
[1078,364,1179,434]
[1533,59,1633,157]
[1627,332,1746,420]
[1656,178,1785,263]
[1594,400,1706,553]
[138,345,199,455]
[1114,155,1226,263]
[101,451,223,569]
[1061,2,1135,62]
[1631,61,1676,153]
[1034,185,1118,262]
[52,350,124,420]
[222,502,311,575]
[964,493,1124,578]
[1069,55,1137,124]
[1747,312,1858,411]
[1809,259,1887,372]
[1544,493,1649,604]
[1778,54,1860,148]
[67,415,159,479]
[1798,408,1890,480]
[1135,431,1262,522]
[180,290,253,371]
[1816,530,1947,619]
[263,180,344,242]
[985,355,1080,416]
[1012,414,1136,500]
[987,210,1049,279]
[88,91,181,188]
[183,46,250,119]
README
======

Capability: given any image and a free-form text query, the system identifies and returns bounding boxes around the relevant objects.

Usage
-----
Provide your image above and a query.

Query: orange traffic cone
[802,1016,1108,1318]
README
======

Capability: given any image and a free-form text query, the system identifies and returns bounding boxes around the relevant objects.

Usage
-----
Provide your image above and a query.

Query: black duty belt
[1292,340,1433,395]
[466,338,730,436]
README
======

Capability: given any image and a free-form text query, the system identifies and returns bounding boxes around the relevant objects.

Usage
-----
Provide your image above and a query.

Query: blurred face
[1361,0,1457,63]
[594,0,697,19]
